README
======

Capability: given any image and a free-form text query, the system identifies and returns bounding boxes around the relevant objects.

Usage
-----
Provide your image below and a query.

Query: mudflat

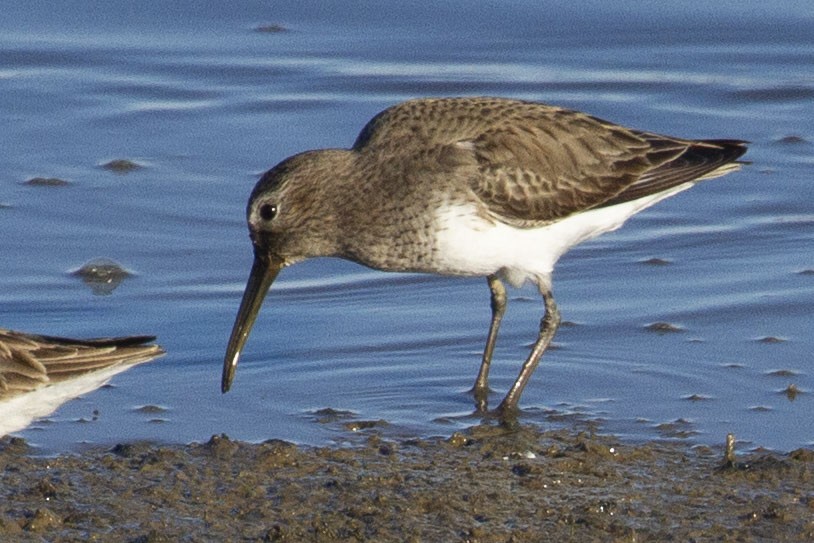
[2,424,812,541]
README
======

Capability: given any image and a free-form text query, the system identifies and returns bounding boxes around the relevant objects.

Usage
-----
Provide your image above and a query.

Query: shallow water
[1,0,812,453]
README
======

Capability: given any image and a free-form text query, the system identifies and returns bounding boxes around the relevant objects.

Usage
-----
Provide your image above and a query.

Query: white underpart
[0,361,146,436]
[434,183,694,290]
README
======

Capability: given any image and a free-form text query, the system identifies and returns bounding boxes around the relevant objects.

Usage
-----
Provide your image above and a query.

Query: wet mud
[69,258,133,296]
[22,177,70,187]
[1,424,812,542]
[99,159,143,174]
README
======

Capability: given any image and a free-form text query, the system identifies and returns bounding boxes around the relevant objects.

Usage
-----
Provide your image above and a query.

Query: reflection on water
[0,0,812,453]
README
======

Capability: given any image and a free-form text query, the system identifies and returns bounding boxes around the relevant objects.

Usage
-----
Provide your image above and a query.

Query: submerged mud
[1,425,812,542]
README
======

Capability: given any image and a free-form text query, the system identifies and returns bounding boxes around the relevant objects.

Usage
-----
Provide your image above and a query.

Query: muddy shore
[1,424,812,542]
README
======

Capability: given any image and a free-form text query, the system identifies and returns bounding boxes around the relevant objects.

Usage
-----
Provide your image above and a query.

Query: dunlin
[222,97,747,415]
[1,330,163,434]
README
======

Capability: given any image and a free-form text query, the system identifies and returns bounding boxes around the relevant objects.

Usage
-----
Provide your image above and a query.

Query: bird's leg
[472,274,506,412]
[496,287,560,416]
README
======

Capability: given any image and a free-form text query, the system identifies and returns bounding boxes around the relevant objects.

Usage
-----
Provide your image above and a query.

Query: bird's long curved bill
[221,254,282,393]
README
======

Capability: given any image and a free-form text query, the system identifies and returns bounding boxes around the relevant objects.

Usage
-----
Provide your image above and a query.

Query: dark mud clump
[23,177,70,187]
[1,426,813,541]
[639,257,671,266]
[775,135,809,145]
[69,258,132,296]
[254,23,288,33]
[757,335,787,344]
[100,159,143,174]
[644,321,684,333]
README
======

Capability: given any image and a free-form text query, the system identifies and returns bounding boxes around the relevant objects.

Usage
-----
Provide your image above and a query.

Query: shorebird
[222,96,747,415]
[1,330,163,435]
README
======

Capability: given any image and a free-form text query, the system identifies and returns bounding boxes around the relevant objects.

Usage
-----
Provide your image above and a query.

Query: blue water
[1,1,812,453]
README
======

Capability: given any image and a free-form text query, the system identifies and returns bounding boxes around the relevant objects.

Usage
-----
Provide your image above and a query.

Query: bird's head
[221,150,350,393]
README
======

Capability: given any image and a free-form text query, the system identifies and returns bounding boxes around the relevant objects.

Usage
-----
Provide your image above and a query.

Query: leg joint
[487,275,507,313]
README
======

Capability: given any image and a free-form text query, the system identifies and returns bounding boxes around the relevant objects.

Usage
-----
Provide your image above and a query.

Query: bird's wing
[353,97,746,227]
[596,133,748,208]
[0,329,163,398]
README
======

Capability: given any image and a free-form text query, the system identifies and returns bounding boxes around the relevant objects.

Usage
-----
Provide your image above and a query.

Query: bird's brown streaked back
[352,97,747,225]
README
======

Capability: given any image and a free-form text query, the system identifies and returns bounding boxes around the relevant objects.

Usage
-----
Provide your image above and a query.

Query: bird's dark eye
[259,203,278,221]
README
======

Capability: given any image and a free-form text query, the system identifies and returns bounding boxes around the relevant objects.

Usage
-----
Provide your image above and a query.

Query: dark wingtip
[17,333,160,348]
[701,139,749,161]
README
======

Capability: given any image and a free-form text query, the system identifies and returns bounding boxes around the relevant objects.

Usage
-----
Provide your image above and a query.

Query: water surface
[1,0,812,453]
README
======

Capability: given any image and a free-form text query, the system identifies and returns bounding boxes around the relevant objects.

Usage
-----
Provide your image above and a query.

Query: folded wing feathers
[351,98,747,225]
[597,135,748,208]
[0,330,163,397]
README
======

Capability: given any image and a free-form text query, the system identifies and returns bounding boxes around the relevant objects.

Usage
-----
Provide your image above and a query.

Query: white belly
[0,362,143,435]
[433,183,693,289]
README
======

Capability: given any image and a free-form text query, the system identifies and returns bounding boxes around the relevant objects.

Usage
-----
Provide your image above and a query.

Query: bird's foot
[468,399,522,430]
[493,399,521,425]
